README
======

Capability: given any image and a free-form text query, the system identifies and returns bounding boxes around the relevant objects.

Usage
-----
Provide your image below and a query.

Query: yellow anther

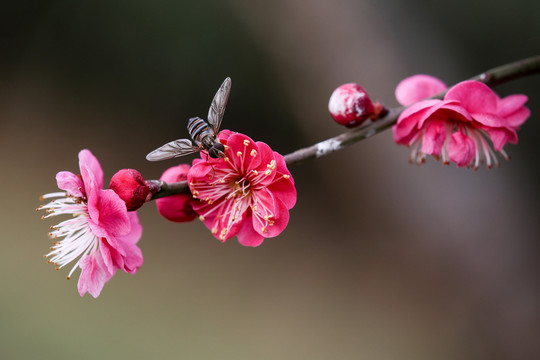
[267,160,276,169]
[199,215,205,221]
[243,139,250,146]
[252,170,258,175]
[219,228,227,240]
[211,228,218,234]
[224,157,230,162]
[250,149,257,157]
[283,174,290,179]
[265,169,272,176]
[237,151,242,157]
[252,205,258,212]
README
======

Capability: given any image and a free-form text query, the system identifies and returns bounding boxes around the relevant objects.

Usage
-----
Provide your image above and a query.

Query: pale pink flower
[38,149,143,297]
[188,131,296,247]
[393,75,530,168]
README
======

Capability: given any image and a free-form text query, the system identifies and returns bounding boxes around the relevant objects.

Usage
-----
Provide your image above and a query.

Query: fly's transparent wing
[146,139,199,161]
[207,77,232,136]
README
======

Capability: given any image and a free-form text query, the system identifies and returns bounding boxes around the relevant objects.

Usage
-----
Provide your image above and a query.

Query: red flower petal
[267,153,297,209]
[226,133,263,171]
[79,149,104,191]
[77,252,114,298]
[393,100,441,144]
[395,74,447,106]
[95,189,131,237]
[445,80,498,114]
[115,212,143,273]
[252,188,289,238]
[449,132,475,167]
[56,171,85,198]
[421,120,447,156]
[498,94,528,117]
[503,106,530,129]
[236,215,265,247]
[484,128,518,150]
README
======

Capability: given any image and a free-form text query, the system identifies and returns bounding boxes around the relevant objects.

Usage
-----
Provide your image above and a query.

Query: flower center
[228,176,252,200]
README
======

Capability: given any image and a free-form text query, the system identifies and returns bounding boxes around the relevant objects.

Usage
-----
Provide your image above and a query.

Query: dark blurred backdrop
[1,1,539,359]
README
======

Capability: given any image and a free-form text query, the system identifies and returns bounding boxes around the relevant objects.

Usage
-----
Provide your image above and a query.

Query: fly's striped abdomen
[187,117,211,144]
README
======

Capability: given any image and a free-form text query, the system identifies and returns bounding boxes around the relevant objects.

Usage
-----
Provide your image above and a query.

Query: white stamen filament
[39,192,99,278]
[406,121,506,168]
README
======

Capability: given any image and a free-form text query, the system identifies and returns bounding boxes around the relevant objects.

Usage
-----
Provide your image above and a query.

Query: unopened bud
[110,169,152,211]
[156,164,197,223]
[328,83,386,128]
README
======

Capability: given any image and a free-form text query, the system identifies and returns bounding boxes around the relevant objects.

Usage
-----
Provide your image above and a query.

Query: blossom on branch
[38,150,143,297]
[393,75,530,168]
[188,131,296,247]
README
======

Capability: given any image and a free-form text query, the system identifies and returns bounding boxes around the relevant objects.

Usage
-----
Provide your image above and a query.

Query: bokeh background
[2,1,539,359]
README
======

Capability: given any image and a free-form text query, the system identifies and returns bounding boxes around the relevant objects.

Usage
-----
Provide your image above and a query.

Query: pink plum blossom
[38,149,143,297]
[393,75,530,168]
[188,131,296,247]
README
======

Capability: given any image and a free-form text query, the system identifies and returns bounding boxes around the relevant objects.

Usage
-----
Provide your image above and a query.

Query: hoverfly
[146,77,232,161]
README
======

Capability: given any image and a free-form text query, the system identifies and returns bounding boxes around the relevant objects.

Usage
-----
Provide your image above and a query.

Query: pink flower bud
[109,169,152,211]
[156,164,197,223]
[328,83,385,128]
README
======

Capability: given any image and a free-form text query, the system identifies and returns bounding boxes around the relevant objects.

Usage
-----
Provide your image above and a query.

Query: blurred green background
[1,1,539,359]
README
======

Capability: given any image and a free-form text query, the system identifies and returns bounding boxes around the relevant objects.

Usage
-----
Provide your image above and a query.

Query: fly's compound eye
[208,143,225,158]
[214,143,225,152]
[208,147,221,158]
